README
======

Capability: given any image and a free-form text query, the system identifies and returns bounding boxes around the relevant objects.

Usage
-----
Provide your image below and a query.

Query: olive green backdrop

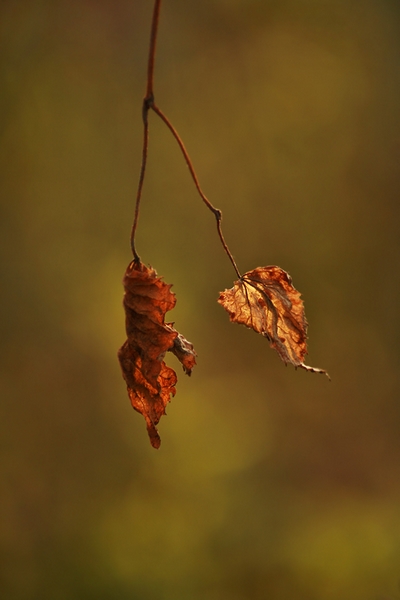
[1,1,400,598]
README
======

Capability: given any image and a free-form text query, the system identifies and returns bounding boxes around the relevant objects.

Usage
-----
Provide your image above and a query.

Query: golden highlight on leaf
[218,266,329,378]
[118,260,196,448]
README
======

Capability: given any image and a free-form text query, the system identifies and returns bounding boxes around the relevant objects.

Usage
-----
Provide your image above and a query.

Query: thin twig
[146,0,161,98]
[131,0,241,280]
[151,102,241,278]
[130,0,162,261]
[130,108,149,262]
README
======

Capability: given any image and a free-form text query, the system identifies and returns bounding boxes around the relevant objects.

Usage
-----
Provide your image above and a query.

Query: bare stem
[130,106,149,262]
[131,0,241,280]
[151,102,241,278]
[146,0,162,98]
[130,0,162,261]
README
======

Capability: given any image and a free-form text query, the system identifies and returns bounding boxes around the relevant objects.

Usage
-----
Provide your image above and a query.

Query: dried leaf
[118,260,196,448]
[218,266,329,377]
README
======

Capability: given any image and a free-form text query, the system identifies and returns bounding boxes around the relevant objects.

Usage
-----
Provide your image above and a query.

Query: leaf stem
[151,102,241,279]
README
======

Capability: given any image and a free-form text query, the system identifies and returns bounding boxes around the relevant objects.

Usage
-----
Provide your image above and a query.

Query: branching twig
[130,0,241,279]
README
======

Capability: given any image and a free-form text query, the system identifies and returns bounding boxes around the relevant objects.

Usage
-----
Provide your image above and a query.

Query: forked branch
[130,0,241,279]
[120,0,329,449]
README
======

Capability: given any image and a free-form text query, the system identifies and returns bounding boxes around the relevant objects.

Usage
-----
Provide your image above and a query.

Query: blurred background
[1,0,400,598]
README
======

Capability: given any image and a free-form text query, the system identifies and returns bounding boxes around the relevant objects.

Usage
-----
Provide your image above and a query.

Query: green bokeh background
[1,1,400,598]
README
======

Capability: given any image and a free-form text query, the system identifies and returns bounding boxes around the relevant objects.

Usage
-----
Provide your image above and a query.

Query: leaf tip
[149,429,161,449]
[299,362,331,380]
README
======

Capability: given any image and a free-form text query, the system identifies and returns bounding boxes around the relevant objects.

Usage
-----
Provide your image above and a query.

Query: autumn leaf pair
[118,260,328,448]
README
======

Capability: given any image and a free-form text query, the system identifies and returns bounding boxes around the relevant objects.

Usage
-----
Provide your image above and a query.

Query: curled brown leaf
[218,266,329,378]
[118,260,196,448]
